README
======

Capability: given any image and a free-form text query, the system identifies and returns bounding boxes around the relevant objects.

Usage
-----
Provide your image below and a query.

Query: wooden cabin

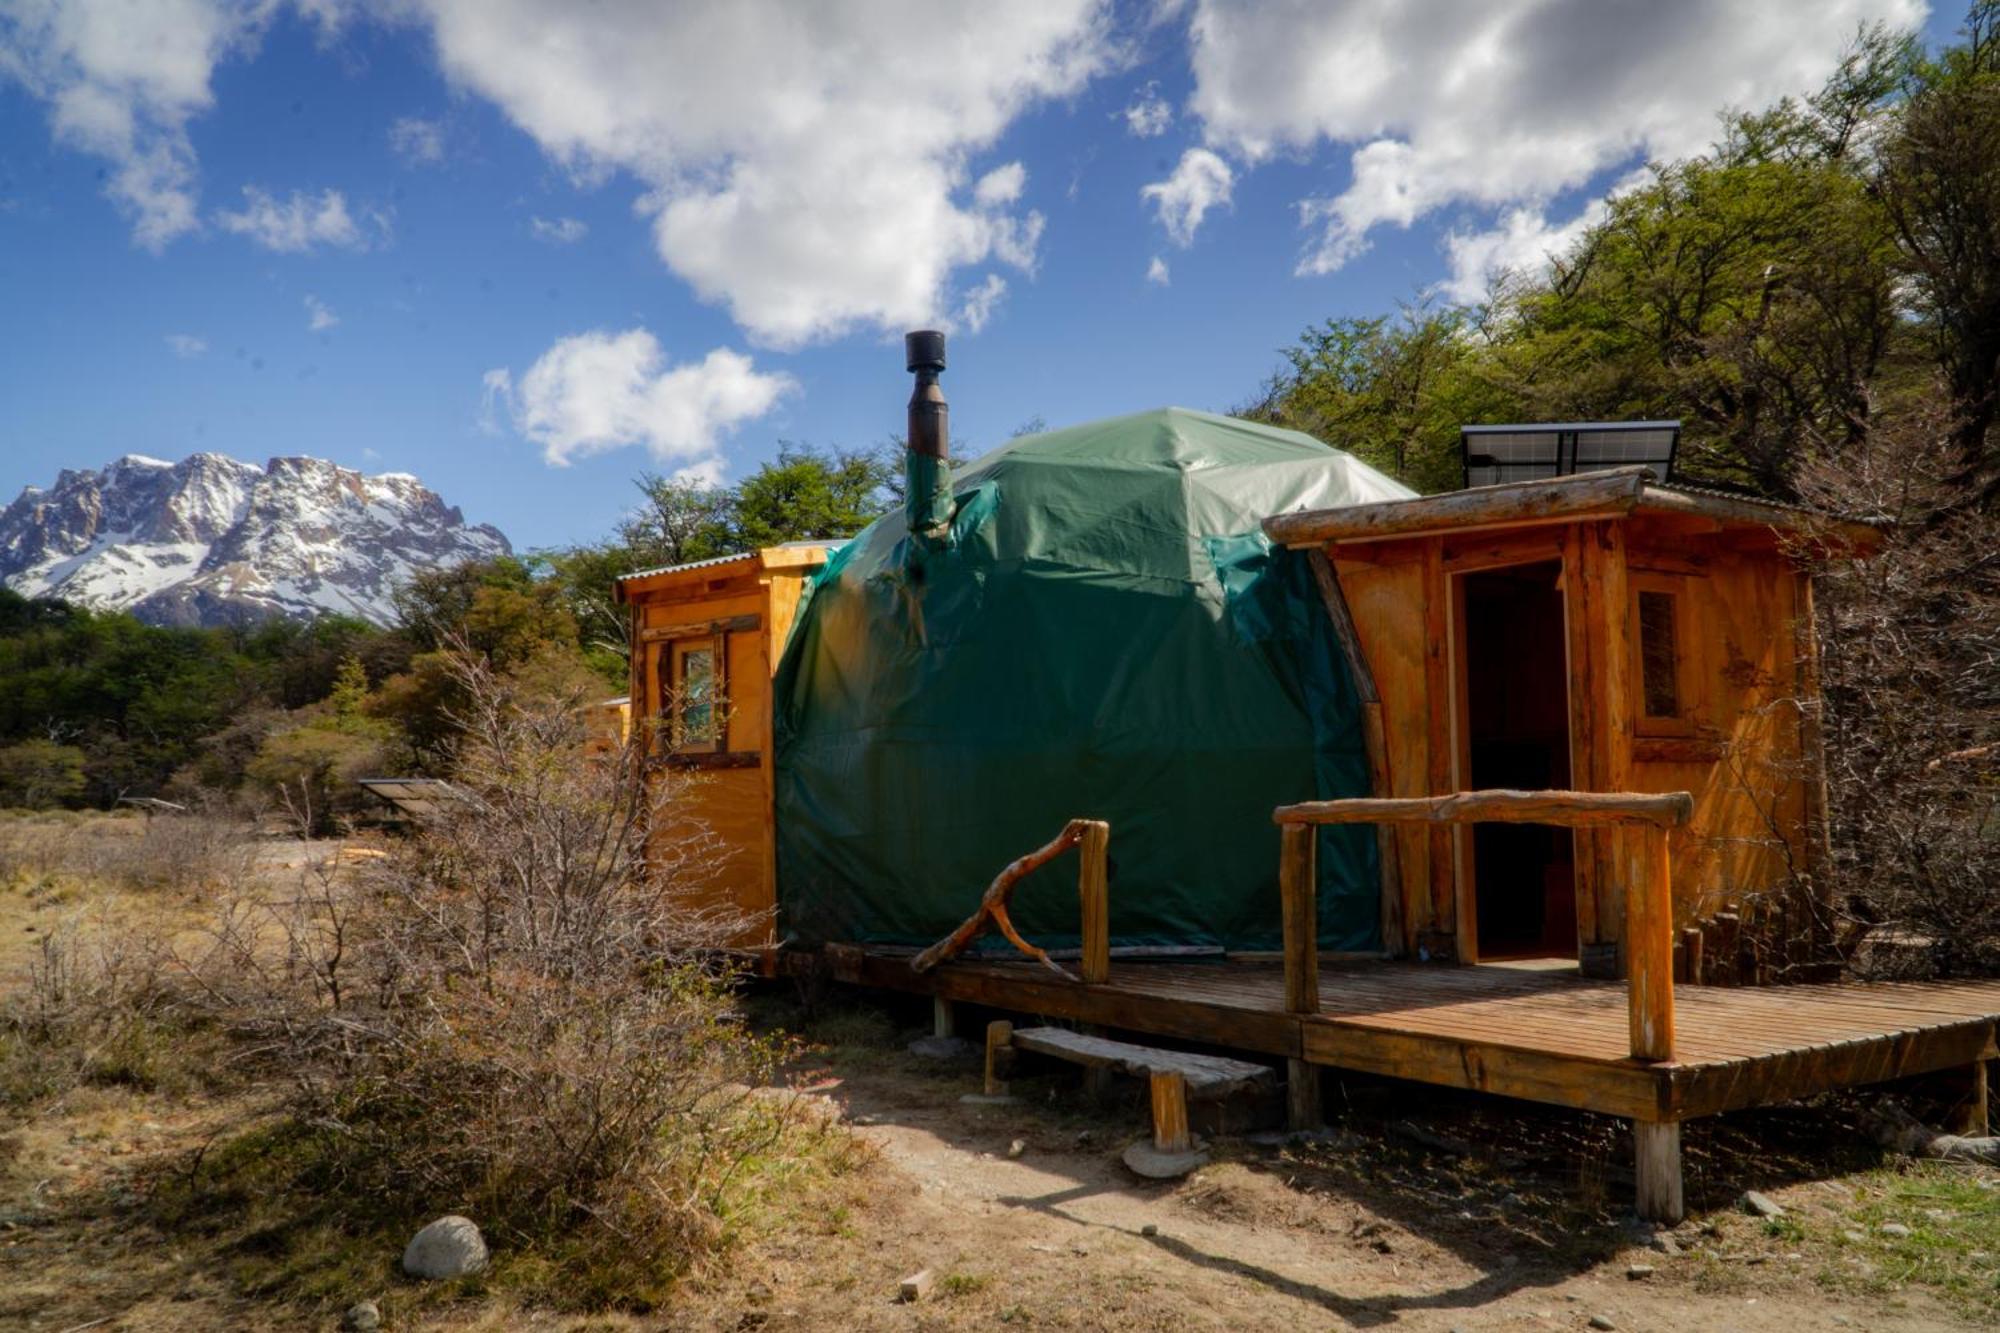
[614,541,835,945]
[618,354,1996,1223]
[1264,466,1886,978]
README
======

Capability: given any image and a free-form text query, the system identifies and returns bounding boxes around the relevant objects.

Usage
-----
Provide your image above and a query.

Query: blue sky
[0,1,1959,551]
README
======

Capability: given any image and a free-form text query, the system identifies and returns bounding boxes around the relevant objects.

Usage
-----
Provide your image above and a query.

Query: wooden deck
[821,949,2000,1127]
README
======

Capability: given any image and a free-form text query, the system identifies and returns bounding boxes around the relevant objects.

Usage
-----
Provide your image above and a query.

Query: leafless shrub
[1793,392,2000,977]
[0,807,256,897]
[0,903,201,1105]
[168,651,812,1295]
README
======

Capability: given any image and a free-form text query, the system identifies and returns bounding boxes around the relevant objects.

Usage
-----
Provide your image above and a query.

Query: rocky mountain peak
[0,453,511,627]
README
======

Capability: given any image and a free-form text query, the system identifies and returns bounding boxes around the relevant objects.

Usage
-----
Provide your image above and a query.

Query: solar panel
[356,777,470,820]
[1460,421,1678,489]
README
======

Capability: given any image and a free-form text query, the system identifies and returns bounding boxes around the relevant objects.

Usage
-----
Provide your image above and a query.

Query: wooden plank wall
[632,566,797,945]
[1329,517,1815,967]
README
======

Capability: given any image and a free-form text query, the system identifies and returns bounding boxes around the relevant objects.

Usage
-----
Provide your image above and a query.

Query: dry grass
[0,657,869,1322]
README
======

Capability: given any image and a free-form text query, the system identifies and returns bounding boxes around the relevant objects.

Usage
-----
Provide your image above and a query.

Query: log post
[1633,1120,1684,1223]
[1680,926,1704,987]
[1627,827,1675,1062]
[1279,822,1319,1015]
[983,1020,1012,1098]
[1150,1070,1192,1153]
[1078,819,1111,985]
[1947,1058,1990,1138]
[932,996,957,1040]
[1287,1058,1322,1132]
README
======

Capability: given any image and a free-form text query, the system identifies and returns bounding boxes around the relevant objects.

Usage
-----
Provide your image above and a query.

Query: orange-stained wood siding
[624,550,828,949]
[1328,515,1819,967]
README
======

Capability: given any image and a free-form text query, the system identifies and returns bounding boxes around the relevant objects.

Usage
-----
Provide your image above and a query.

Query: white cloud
[303,294,338,331]
[164,332,208,357]
[0,0,268,249]
[388,114,445,166]
[973,162,1027,208]
[216,186,373,252]
[956,274,1008,333]
[1141,147,1232,246]
[415,0,1113,346]
[529,214,588,244]
[1146,255,1169,286]
[1178,0,1926,275]
[1436,198,1613,305]
[1121,82,1172,137]
[489,328,794,467]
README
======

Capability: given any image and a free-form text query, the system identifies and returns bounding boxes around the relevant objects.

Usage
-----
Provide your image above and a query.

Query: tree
[1878,0,2000,497]
[623,473,735,568]
[0,739,87,809]
[1249,305,1517,492]
[732,444,895,547]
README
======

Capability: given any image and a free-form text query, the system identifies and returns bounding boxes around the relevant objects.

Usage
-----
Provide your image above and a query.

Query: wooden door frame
[1446,554,1579,964]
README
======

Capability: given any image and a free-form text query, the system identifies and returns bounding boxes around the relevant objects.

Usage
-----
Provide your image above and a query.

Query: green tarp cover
[772,408,1416,954]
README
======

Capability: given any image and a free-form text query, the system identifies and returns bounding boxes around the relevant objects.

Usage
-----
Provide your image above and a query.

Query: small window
[659,635,723,752]
[1638,590,1680,719]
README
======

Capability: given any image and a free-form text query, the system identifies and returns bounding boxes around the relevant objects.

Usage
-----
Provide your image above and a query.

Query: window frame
[657,632,725,754]
[1629,573,1695,738]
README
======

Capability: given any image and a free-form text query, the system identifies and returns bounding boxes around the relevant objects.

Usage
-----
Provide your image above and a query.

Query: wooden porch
[830,952,1999,1122]
[793,790,1997,1222]
[814,948,2000,1173]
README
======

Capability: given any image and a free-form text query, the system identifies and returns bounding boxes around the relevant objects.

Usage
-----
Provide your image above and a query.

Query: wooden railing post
[1279,822,1319,1015]
[1627,827,1676,1062]
[1078,819,1111,985]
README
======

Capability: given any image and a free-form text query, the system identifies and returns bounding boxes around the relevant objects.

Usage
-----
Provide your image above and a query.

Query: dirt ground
[2,843,1995,1331]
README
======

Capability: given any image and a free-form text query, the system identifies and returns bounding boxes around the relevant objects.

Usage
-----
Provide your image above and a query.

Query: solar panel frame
[1460,421,1678,488]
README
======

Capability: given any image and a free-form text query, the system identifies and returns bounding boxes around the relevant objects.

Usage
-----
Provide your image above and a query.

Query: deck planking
[821,949,2000,1124]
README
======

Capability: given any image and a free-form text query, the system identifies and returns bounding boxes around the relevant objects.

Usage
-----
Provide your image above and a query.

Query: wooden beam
[1669,1020,1999,1120]
[1009,1027,1273,1097]
[1077,820,1111,985]
[1633,1120,1684,1223]
[1150,1071,1192,1153]
[1307,550,1379,705]
[1364,702,1406,957]
[1298,1023,1671,1121]
[1275,789,1694,830]
[984,1020,1012,1096]
[1628,830,1676,1062]
[1632,486,1884,553]
[1306,549,1404,958]
[1287,1057,1322,1131]
[1279,823,1319,1015]
[843,951,1304,1058]
[639,611,762,642]
[1422,541,1455,952]
[1263,468,1649,548]
[1948,1058,1990,1137]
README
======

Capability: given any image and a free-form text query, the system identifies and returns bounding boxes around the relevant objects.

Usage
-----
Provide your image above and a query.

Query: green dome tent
[772,407,1416,955]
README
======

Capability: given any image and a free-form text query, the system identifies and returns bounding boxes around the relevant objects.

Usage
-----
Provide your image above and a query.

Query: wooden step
[1008,1027,1273,1099]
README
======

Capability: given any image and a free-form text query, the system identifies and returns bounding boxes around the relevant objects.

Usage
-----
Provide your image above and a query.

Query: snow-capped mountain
[0,453,511,626]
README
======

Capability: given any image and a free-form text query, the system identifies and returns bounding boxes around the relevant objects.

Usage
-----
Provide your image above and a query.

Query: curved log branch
[911,819,1090,980]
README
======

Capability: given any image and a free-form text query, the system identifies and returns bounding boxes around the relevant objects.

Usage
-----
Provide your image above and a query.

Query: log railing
[911,819,1112,984]
[1272,789,1693,1063]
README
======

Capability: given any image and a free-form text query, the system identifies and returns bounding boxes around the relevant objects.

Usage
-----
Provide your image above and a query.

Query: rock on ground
[401,1214,489,1280]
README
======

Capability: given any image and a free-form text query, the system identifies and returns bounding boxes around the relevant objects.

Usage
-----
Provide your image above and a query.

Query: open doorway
[1457,561,1577,959]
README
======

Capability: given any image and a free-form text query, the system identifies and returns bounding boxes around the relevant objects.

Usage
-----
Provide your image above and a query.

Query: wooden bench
[981,1022,1275,1177]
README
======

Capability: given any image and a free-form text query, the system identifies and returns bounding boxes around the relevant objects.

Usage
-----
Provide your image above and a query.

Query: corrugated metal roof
[1649,479,1882,525]
[614,539,837,585]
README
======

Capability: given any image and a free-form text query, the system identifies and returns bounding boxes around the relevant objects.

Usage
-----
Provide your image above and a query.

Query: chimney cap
[905,329,947,374]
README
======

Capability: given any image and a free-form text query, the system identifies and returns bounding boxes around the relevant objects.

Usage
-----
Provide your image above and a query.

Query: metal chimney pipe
[904,330,953,540]
[906,330,948,459]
